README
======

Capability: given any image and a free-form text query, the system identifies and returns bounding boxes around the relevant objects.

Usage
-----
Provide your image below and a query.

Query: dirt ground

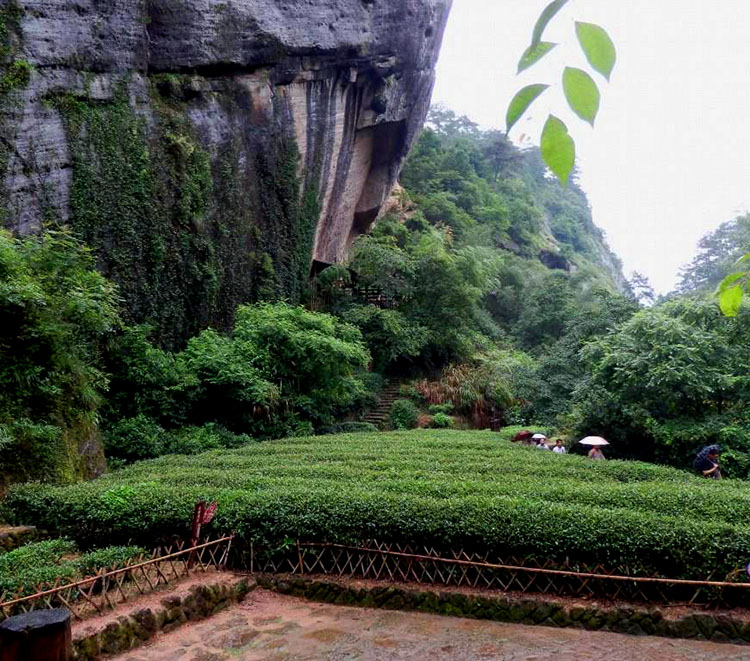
[115,588,750,660]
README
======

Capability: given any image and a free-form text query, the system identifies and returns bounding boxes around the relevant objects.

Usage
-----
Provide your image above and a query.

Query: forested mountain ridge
[676,214,750,295]
[401,107,628,295]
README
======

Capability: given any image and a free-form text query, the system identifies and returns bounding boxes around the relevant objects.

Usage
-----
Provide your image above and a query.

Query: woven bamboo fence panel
[249,540,750,609]
[0,535,233,621]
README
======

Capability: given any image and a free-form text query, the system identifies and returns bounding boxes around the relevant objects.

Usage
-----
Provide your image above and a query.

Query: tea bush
[7,431,750,579]
[0,539,143,596]
[317,422,379,436]
[389,400,419,429]
[430,412,454,428]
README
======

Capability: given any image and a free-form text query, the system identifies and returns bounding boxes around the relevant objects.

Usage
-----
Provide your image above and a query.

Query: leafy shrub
[9,430,750,579]
[431,412,454,428]
[399,383,422,401]
[102,303,373,449]
[165,424,252,455]
[105,419,253,464]
[347,371,383,416]
[389,400,418,430]
[104,415,167,464]
[0,230,120,485]
[317,422,379,436]
[0,421,64,484]
[428,404,453,415]
[102,325,188,429]
[341,305,429,371]
[415,352,530,427]
[177,303,370,437]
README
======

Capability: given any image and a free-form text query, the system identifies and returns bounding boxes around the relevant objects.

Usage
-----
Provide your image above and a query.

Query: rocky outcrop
[0,0,451,345]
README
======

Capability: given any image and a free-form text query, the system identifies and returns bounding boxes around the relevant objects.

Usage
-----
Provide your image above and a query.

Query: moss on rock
[54,78,320,350]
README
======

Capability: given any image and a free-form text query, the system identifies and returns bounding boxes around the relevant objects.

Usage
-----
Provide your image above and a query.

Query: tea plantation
[5,431,750,579]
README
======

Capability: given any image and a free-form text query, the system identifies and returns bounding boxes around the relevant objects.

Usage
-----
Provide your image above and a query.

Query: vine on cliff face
[256,135,320,303]
[53,88,220,350]
[54,76,320,349]
[0,0,32,224]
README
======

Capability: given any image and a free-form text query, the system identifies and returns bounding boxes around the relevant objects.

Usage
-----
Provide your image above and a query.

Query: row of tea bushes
[5,431,750,579]
[0,539,144,597]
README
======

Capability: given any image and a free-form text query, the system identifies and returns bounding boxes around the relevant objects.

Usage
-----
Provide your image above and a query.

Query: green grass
[5,430,750,579]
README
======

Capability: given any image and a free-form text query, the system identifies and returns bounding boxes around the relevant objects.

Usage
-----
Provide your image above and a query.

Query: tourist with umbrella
[533,433,551,450]
[579,436,609,460]
[693,444,722,480]
[511,430,533,443]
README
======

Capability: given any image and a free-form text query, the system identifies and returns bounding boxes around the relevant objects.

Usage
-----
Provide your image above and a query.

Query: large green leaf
[505,84,549,133]
[517,41,557,74]
[716,271,747,316]
[717,271,746,293]
[718,284,744,317]
[540,115,575,185]
[531,0,569,46]
[576,22,617,80]
[563,67,600,125]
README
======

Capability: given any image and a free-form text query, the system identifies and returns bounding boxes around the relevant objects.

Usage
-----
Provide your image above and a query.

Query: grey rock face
[3,0,452,265]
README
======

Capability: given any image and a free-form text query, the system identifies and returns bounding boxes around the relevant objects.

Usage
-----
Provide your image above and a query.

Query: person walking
[588,446,605,460]
[552,439,566,454]
[535,436,551,451]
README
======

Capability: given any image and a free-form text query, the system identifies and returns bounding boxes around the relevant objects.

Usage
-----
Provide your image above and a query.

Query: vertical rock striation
[0,0,452,345]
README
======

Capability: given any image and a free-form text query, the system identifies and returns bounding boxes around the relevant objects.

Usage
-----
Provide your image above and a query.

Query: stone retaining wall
[0,526,39,552]
[73,576,254,660]
[257,575,750,645]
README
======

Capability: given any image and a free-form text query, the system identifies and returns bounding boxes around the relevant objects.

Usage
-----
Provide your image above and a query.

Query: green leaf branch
[506,0,616,184]
[716,258,750,317]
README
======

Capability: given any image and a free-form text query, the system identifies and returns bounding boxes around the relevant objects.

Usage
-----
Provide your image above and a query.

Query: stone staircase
[362,381,404,428]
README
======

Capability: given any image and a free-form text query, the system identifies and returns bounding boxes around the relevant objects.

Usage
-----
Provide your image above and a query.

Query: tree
[426,105,480,139]
[572,299,750,466]
[678,214,750,294]
[0,230,120,485]
[628,271,656,305]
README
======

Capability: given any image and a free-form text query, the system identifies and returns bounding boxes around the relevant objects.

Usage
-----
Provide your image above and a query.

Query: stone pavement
[116,588,750,660]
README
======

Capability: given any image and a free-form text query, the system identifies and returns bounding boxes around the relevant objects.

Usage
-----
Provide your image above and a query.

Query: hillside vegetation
[0,106,635,486]
[6,431,750,579]
[3,105,750,489]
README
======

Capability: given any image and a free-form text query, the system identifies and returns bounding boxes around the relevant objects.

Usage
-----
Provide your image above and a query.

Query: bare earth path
[116,589,750,660]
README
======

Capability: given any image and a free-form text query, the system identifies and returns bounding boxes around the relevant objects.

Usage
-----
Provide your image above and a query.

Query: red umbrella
[512,430,533,442]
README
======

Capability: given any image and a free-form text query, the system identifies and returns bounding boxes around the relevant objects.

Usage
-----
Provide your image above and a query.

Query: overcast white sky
[432,0,750,293]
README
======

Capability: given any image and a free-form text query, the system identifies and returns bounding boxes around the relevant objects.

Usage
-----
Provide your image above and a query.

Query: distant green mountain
[401,107,629,295]
[676,213,750,295]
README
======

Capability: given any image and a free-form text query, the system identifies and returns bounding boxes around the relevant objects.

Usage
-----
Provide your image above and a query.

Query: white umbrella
[532,433,547,440]
[578,436,610,446]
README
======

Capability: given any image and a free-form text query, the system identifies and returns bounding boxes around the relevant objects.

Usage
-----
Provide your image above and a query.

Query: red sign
[202,501,218,524]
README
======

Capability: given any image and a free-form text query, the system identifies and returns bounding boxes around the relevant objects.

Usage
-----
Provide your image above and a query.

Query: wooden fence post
[0,608,71,661]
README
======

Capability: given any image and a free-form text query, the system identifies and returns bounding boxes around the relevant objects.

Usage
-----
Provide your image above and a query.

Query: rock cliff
[0,0,451,347]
